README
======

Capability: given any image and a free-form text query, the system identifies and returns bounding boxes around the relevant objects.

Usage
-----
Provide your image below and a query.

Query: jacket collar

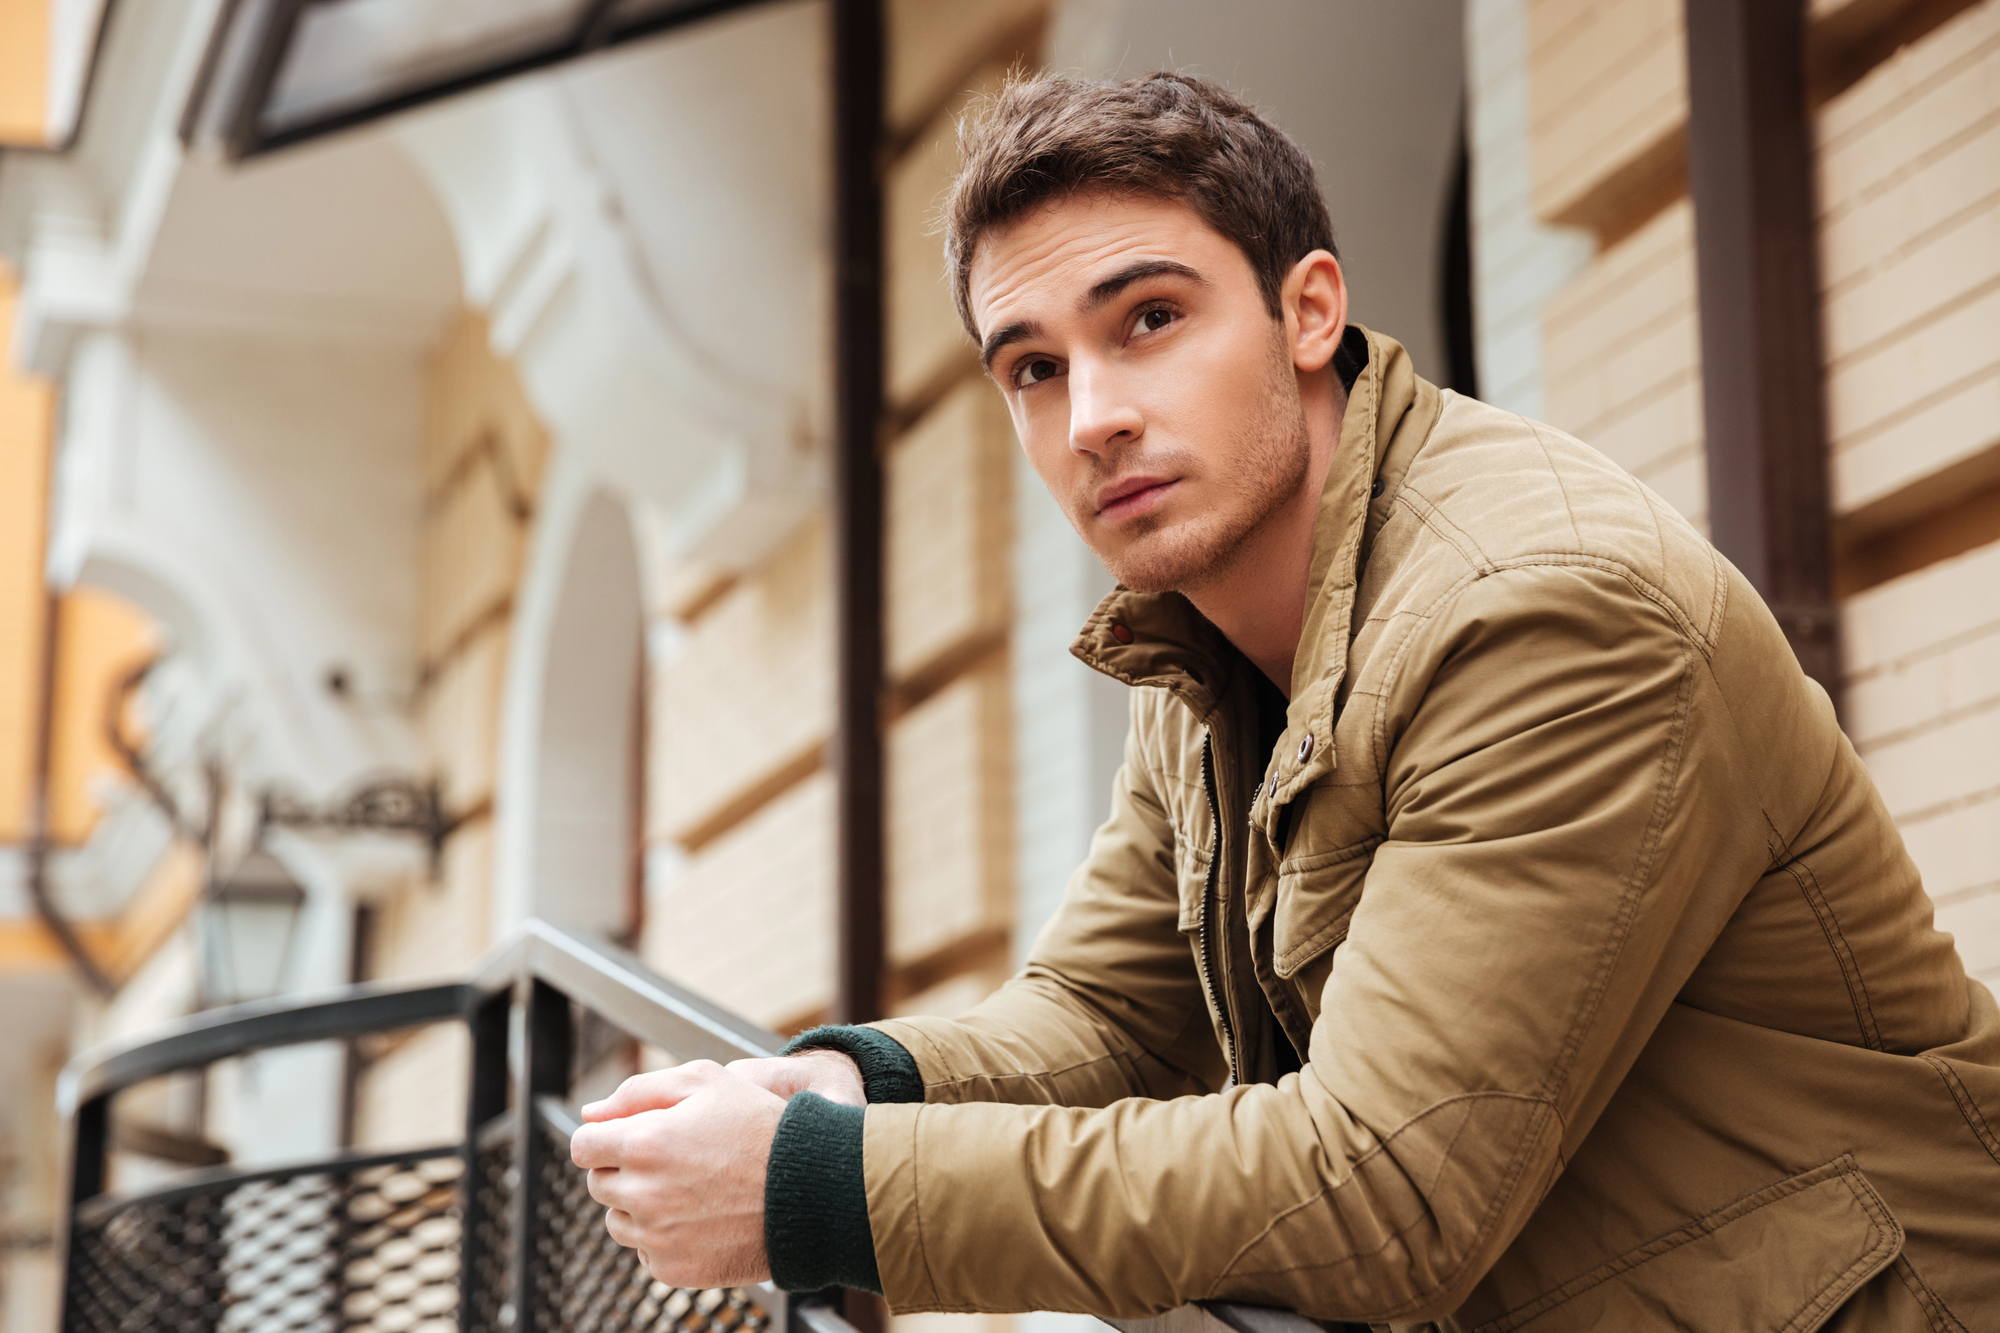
[1071,326,1428,804]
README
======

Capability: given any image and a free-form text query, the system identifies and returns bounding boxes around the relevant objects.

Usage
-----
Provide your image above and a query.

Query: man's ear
[1282,250,1347,374]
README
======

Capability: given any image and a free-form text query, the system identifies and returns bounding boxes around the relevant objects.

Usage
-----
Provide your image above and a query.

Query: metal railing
[56,919,1331,1333]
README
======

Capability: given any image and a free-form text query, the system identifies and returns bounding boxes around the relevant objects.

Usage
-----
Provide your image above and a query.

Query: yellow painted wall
[0,0,50,145]
[45,587,156,845]
[0,263,55,844]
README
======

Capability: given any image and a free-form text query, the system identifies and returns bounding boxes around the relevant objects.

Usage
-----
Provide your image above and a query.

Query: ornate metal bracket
[259,776,468,872]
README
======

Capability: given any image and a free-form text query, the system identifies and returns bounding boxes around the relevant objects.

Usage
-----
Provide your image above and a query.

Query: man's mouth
[1095,475,1178,522]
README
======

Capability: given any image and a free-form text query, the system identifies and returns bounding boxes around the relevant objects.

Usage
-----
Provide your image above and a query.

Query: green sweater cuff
[783,1025,924,1104]
[764,1092,879,1294]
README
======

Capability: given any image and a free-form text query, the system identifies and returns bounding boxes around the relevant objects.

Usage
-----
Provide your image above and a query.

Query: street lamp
[199,846,308,1007]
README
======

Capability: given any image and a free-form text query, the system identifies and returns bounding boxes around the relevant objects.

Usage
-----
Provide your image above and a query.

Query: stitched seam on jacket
[1210,1091,1555,1292]
[1703,536,1730,649]
[1481,553,1712,652]
[1784,858,1885,1050]
[1366,561,1700,1100]
[1395,488,1494,574]
[1921,1053,2000,1169]
[1474,1156,1897,1333]
[1540,634,1697,1102]
[1373,556,1710,785]
[924,1050,1137,1096]
[1891,1254,1971,1333]
[1368,566,1482,782]
[1283,835,1383,873]
[1634,469,1670,593]
[1274,919,1352,978]
[1784,1169,1905,1333]
[907,1108,941,1308]
[1526,420,1586,556]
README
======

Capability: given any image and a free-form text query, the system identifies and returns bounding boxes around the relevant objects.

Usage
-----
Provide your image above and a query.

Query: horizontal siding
[1526,0,1683,225]
[1819,0,2000,515]
[887,380,1012,681]
[1469,0,1596,417]
[1843,537,2000,993]
[647,770,835,1031]
[648,519,832,846]
[888,664,1012,966]
[1540,199,1708,532]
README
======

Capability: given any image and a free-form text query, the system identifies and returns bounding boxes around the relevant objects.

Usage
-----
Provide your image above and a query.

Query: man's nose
[1068,360,1144,456]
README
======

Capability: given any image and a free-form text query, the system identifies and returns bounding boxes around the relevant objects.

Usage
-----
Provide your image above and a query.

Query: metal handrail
[58,918,831,1333]
[475,918,784,1064]
[59,980,473,1112]
[59,918,783,1113]
[55,919,1334,1333]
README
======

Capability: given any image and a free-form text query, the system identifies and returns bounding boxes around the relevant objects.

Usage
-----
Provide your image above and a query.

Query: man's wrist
[783,1026,923,1104]
[763,1092,879,1294]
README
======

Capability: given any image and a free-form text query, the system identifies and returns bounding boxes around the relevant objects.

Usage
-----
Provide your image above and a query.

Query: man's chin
[1094,527,1223,595]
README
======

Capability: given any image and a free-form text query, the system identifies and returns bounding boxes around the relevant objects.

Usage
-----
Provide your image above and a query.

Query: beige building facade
[1470,0,2000,997]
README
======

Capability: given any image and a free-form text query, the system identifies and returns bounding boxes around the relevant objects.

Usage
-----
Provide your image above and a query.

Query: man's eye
[1134,307,1176,335]
[1014,357,1061,388]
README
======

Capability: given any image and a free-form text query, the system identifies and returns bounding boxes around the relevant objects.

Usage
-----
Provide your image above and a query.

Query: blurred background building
[0,0,1993,1327]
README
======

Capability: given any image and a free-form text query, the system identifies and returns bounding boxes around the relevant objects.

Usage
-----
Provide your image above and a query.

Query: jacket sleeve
[858,565,1780,1323]
[869,691,1227,1109]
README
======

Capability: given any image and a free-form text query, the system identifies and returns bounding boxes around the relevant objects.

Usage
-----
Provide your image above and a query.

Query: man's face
[969,192,1311,594]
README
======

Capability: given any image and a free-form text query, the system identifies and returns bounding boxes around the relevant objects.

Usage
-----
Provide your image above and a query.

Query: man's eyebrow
[1082,259,1208,311]
[980,319,1043,375]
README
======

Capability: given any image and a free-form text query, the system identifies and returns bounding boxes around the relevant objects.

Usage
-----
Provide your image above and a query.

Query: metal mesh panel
[65,1148,464,1333]
[466,1131,517,1333]
[530,1115,771,1333]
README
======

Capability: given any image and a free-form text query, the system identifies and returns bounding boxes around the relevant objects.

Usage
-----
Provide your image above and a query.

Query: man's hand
[724,1049,867,1107]
[571,1061,787,1288]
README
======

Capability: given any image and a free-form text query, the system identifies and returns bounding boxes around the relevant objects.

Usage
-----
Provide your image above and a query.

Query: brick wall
[1819,0,2000,995]
[1512,0,2000,995]
[1843,541,2000,992]
[1818,0,2000,523]
[1541,199,1708,533]
[1526,0,1685,233]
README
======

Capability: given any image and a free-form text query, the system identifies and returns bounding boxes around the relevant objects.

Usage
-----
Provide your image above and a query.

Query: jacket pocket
[1272,840,1376,978]
[1475,1155,1904,1333]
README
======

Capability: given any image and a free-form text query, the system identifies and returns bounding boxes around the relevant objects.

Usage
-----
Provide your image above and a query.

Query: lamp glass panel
[265,0,590,131]
[201,851,307,1005]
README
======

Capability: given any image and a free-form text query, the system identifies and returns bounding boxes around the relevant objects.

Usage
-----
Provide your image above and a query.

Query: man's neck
[1182,374,1346,699]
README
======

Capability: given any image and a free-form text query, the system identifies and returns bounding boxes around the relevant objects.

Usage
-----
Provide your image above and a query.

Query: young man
[570,74,2000,1329]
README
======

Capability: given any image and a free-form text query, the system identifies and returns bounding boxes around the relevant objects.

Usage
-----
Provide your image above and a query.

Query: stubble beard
[1081,340,1312,595]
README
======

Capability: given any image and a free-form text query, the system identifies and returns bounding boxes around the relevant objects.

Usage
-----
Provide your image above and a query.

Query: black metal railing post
[461,986,512,1332]
[56,1094,110,1332]
[512,977,574,1332]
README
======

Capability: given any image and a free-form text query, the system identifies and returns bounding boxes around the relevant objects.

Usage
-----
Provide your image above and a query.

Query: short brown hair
[944,72,1336,338]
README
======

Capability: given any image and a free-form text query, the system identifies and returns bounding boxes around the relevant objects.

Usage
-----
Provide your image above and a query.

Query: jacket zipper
[1198,733,1238,1084]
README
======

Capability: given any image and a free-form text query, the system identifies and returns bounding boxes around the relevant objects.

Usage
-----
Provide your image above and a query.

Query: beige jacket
[865,329,2000,1331]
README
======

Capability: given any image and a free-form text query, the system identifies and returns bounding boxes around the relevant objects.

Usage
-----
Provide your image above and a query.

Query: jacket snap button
[1111,623,1134,645]
[1371,477,1385,499]
[1297,733,1314,763]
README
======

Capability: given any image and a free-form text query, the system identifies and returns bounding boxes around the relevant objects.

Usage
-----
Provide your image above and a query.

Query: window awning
[187,0,777,159]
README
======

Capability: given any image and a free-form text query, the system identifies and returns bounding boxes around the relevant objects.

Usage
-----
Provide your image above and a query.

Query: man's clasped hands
[567,1048,867,1288]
